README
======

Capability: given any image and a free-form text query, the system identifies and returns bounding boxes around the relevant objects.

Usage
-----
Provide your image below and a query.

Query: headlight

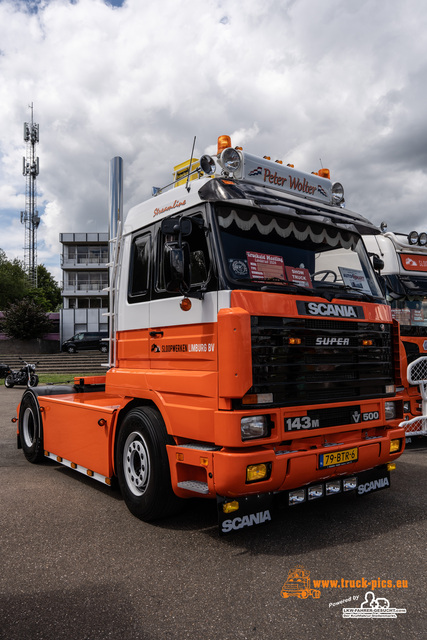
[219,147,242,173]
[385,401,396,420]
[241,415,271,441]
[331,182,345,205]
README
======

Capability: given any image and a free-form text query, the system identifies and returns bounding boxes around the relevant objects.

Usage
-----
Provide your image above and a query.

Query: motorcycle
[3,359,39,388]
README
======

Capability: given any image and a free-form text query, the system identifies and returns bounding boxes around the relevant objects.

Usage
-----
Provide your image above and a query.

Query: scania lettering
[364,229,427,437]
[16,135,405,533]
[358,477,390,494]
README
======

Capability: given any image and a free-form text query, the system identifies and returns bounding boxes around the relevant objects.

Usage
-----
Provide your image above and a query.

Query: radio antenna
[185,136,196,192]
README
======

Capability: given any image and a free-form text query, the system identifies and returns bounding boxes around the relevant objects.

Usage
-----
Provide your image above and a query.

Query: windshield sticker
[228,259,249,279]
[339,267,371,293]
[246,251,285,281]
[285,266,313,288]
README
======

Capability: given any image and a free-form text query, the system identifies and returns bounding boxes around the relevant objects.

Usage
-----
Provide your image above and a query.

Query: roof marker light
[318,168,330,179]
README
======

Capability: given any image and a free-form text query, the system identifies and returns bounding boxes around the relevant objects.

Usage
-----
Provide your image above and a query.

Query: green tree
[2,298,53,340]
[27,264,62,311]
[0,249,30,308]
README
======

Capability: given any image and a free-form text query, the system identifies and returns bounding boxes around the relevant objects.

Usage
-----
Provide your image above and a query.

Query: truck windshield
[390,295,427,333]
[215,205,383,300]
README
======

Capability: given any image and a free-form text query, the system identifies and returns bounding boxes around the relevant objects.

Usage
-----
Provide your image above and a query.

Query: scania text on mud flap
[364,229,427,437]
[16,136,405,533]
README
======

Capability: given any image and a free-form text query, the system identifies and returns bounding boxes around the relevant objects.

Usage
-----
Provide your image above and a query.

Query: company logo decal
[317,185,328,197]
[342,591,406,618]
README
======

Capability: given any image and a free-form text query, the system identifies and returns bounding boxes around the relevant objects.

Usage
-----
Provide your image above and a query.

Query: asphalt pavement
[1,385,426,640]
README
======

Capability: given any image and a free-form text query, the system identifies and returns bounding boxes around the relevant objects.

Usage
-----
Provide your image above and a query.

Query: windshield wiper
[313,283,376,302]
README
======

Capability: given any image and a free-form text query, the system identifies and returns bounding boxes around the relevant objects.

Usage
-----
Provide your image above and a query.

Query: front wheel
[4,374,14,388]
[116,407,182,521]
[28,374,39,387]
[18,390,44,463]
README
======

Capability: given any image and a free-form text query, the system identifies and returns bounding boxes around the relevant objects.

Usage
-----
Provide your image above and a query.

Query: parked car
[61,331,108,353]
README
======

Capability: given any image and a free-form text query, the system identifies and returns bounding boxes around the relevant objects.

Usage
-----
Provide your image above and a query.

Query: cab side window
[128,233,151,303]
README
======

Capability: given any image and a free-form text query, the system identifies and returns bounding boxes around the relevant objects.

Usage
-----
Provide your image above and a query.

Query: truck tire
[4,374,14,388]
[116,406,182,521]
[19,390,44,463]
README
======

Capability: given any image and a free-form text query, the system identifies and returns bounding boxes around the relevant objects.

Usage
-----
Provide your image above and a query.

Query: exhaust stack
[107,157,123,367]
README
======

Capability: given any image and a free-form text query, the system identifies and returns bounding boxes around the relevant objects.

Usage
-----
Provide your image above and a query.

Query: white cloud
[0,0,427,276]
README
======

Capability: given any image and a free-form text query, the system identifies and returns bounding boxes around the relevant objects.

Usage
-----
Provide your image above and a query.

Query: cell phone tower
[21,102,40,288]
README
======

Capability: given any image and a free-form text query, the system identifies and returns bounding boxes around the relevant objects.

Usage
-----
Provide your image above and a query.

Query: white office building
[60,232,109,342]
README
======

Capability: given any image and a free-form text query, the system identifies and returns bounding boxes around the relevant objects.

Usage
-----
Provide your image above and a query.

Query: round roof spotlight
[418,232,427,246]
[408,231,419,245]
[219,147,242,173]
[331,182,345,205]
[200,155,216,176]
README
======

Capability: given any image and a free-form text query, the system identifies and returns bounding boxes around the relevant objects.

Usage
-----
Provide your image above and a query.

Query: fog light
[241,415,270,441]
[246,463,268,482]
[389,439,401,453]
[223,500,239,514]
[403,401,411,413]
[308,484,324,500]
[387,462,397,471]
[289,489,306,505]
[385,401,396,420]
[326,480,341,495]
[343,477,357,491]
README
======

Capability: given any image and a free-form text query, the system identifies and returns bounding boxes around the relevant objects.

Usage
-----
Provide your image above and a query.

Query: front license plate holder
[319,446,358,469]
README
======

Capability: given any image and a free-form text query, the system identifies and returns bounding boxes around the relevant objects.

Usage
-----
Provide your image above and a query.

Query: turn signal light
[223,500,239,514]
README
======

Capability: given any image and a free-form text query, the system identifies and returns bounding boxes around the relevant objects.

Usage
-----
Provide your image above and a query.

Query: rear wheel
[4,374,14,388]
[19,390,44,463]
[116,407,182,521]
[29,374,39,387]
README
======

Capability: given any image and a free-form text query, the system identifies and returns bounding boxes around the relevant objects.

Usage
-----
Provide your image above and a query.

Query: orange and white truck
[364,229,427,437]
[16,136,405,533]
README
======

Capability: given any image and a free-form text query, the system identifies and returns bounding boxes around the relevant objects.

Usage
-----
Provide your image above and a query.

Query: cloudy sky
[1,0,427,282]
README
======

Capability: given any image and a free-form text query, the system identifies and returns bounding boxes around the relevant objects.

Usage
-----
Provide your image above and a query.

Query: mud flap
[217,493,274,535]
[355,465,391,496]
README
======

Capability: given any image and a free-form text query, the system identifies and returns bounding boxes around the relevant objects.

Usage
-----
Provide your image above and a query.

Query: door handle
[150,330,164,338]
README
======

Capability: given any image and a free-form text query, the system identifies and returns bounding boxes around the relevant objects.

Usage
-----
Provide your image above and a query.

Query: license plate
[319,447,358,468]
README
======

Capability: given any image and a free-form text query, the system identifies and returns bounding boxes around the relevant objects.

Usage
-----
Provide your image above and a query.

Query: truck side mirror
[370,253,384,273]
[163,242,191,293]
[161,218,192,237]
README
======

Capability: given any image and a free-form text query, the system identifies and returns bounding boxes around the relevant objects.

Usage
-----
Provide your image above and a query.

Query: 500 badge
[285,410,380,431]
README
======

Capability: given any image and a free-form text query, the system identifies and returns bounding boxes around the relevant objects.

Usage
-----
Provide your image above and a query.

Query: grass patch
[0,373,105,386]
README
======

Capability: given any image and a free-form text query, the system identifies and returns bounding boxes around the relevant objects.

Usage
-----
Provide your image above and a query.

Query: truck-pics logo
[281,565,321,600]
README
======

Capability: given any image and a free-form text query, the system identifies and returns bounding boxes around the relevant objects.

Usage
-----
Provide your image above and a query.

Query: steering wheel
[312,270,337,282]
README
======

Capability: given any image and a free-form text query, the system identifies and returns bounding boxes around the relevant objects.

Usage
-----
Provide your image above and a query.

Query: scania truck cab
[364,229,427,437]
[17,136,405,533]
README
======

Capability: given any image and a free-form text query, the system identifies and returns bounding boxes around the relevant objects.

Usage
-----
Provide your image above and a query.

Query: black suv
[62,332,109,353]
